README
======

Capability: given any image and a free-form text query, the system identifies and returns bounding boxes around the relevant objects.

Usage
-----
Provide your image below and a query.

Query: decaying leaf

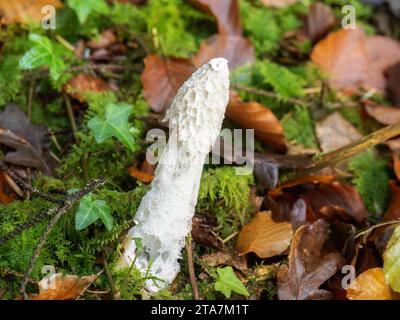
[141,54,194,113]
[128,166,154,184]
[192,214,220,248]
[266,195,307,230]
[305,2,336,42]
[236,211,293,258]
[193,34,255,70]
[316,112,362,152]
[269,175,335,196]
[347,268,394,300]
[87,29,117,50]
[302,182,368,224]
[311,28,400,92]
[202,251,248,273]
[277,219,344,300]
[0,171,18,204]
[363,100,400,125]
[260,0,298,9]
[190,0,241,35]
[28,273,97,300]
[386,62,400,107]
[0,0,63,24]
[0,104,52,175]
[383,181,400,221]
[65,74,110,102]
[227,92,287,151]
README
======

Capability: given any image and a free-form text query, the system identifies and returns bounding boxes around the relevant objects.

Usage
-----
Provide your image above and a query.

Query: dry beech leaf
[193,34,255,70]
[190,0,242,35]
[383,181,400,221]
[363,102,400,125]
[128,166,154,184]
[65,74,110,102]
[266,195,307,230]
[305,2,336,42]
[277,219,344,300]
[316,112,362,152]
[192,214,220,248]
[28,273,97,300]
[301,181,368,224]
[311,28,400,93]
[269,175,335,196]
[141,54,194,113]
[364,36,400,91]
[227,92,287,151]
[236,211,293,258]
[0,0,63,24]
[0,171,17,204]
[260,0,298,9]
[346,268,394,300]
[386,62,400,107]
[202,252,248,273]
[87,29,117,50]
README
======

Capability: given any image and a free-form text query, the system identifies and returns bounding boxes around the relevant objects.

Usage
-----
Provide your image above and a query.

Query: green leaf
[214,266,249,298]
[19,34,66,81]
[88,103,135,152]
[383,225,400,293]
[75,194,113,231]
[68,0,109,24]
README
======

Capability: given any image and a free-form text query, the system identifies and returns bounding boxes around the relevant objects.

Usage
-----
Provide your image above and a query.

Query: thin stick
[232,84,307,107]
[289,122,400,181]
[185,237,199,300]
[63,93,78,143]
[102,251,116,300]
[20,177,107,299]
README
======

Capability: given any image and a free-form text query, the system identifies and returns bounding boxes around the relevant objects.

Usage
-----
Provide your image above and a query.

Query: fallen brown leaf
[28,273,97,300]
[0,171,17,204]
[193,34,255,70]
[202,251,248,273]
[305,2,336,42]
[227,92,287,151]
[302,181,368,224]
[266,195,307,230]
[346,268,394,300]
[316,112,362,152]
[363,100,400,125]
[128,166,154,184]
[65,74,110,102]
[87,29,117,50]
[386,62,400,107]
[277,219,344,300]
[141,54,194,113]
[260,0,298,9]
[0,0,62,24]
[236,211,293,258]
[190,0,242,35]
[269,175,335,196]
[383,181,400,221]
[311,28,400,93]
[192,214,220,248]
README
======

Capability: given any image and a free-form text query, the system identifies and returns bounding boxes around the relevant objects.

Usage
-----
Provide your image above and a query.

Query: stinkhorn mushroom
[119,57,230,291]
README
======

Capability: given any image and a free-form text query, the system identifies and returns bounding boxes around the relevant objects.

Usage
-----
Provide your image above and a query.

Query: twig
[63,92,78,143]
[55,34,75,52]
[288,122,400,182]
[232,84,307,107]
[20,177,107,299]
[185,236,199,300]
[102,251,117,300]
[0,160,63,204]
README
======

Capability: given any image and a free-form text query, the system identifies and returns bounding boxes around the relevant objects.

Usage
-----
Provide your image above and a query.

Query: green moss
[282,106,317,148]
[348,149,390,221]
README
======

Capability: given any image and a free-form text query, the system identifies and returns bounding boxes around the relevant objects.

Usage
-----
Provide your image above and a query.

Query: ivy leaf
[67,0,109,24]
[214,266,249,298]
[88,103,135,152]
[383,225,400,293]
[75,194,113,231]
[19,34,66,81]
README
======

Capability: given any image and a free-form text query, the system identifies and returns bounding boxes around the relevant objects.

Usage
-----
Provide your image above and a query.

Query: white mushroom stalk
[119,58,230,292]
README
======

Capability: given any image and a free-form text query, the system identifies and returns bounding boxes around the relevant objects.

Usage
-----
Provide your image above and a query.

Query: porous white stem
[119,58,230,292]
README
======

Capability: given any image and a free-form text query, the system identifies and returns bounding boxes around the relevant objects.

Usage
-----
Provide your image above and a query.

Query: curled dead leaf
[0,0,62,25]
[346,268,395,300]
[227,92,287,151]
[141,54,194,113]
[277,219,344,300]
[236,211,293,258]
[269,175,335,196]
[65,74,110,102]
[305,2,336,42]
[202,251,248,273]
[363,100,400,125]
[28,273,97,300]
